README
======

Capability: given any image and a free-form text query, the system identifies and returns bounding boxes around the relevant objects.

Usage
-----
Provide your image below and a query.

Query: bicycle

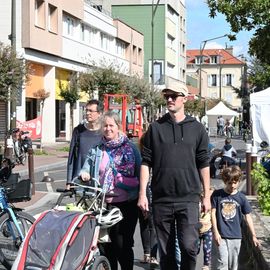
[0,159,35,269]
[55,178,123,270]
[5,128,32,166]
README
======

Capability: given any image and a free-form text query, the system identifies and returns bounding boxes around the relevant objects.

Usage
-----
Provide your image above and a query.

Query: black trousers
[152,202,200,270]
[103,199,138,270]
[138,207,158,257]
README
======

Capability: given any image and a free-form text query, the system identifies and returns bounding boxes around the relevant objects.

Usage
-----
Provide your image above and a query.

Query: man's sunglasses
[163,93,185,101]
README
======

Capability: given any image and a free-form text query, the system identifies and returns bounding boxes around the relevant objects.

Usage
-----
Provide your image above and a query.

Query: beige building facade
[0,0,144,142]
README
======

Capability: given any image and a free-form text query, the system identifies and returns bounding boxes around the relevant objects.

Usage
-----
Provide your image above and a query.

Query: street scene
[1,0,270,270]
[0,135,263,270]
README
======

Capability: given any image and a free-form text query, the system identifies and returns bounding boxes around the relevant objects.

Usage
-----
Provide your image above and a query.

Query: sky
[185,0,253,57]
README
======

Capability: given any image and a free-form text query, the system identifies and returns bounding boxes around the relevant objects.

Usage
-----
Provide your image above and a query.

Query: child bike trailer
[12,209,110,270]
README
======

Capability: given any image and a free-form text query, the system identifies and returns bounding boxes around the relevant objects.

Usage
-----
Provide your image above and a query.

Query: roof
[186,49,244,65]
[187,84,199,96]
[206,101,238,116]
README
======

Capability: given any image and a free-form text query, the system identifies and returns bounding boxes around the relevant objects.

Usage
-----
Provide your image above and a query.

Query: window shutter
[208,75,211,86]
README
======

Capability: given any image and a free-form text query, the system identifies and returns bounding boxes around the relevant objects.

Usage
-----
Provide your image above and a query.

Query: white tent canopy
[205,101,238,135]
[250,87,270,146]
[206,101,238,116]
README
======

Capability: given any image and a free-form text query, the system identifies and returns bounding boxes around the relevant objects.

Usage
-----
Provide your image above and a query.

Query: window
[208,74,217,86]
[100,32,109,50]
[226,74,232,86]
[195,56,203,65]
[133,46,137,64]
[63,15,75,36]
[35,0,45,28]
[89,27,97,45]
[48,4,57,33]
[211,55,218,64]
[81,23,85,41]
[116,40,126,57]
[167,34,175,49]
[138,48,142,65]
[153,62,163,85]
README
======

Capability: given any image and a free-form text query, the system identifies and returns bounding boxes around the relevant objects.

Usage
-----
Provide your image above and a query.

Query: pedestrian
[197,188,215,270]
[138,134,159,268]
[211,165,260,270]
[224,119,234,138]
[66,99,103,188]
[219,138,237,169]
[219,116,225,136]
[138,81,211,270]
[217,116,220,135]
[80,111,141,270]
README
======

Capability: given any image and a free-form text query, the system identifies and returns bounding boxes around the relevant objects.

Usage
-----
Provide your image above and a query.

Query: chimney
[225,45,233,55]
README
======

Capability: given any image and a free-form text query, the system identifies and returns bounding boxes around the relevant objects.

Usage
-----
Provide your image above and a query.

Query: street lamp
[199,34,228,98]
[151,0,160,87]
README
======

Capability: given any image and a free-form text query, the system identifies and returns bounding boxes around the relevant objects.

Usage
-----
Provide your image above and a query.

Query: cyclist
[219,138,237,169]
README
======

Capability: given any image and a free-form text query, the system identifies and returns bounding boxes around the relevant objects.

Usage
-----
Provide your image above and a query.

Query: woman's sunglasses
[163,93,185,101]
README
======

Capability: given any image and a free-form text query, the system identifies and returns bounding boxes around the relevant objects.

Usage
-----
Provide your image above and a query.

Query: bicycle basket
[7,179,32,203]
[2,173,19,190]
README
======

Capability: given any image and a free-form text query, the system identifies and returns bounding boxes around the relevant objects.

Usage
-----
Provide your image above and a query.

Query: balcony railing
[84,0,111,16]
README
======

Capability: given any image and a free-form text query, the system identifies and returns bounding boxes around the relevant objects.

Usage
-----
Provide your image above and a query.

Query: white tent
[250,87,270,146]
[206,101,238,135]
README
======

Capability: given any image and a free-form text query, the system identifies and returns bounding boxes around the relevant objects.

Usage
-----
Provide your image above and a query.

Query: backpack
[12,210,97,270]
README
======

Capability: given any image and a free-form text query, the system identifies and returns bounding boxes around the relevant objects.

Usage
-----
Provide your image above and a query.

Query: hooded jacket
[141,113,209,204]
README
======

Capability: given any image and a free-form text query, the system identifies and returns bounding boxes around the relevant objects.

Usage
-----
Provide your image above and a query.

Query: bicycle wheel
[89,255,111,270]
[0,211,35,269]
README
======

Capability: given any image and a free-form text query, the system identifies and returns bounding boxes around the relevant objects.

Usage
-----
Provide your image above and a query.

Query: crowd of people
[65,82,260,270]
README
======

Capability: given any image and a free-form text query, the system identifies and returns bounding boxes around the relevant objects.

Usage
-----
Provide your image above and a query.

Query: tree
[0,42,28,101]
[33,88,50,117]
[207,0,270,64]
[59,72,80,138]
[248,57,270,92]
[79,64,126,99]
[79,64,161,123]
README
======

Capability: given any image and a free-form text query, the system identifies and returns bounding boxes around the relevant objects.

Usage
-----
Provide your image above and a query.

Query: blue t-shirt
[211,189,252,239]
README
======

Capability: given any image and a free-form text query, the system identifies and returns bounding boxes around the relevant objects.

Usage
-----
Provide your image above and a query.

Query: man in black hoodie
[138,82,211,270]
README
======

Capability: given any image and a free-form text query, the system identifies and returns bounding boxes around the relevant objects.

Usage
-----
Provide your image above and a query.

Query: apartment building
[186,47,246,109]
[93,0,187,89]
[0,0,144,142]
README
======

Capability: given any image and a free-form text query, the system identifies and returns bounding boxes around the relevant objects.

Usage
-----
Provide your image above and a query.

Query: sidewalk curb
[15,160,67,177]
[25,192,59,212]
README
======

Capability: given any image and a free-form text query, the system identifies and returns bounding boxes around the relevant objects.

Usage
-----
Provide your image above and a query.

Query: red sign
[16,116,42,139]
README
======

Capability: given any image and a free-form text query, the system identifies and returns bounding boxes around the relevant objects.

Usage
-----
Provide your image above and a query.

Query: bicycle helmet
[97,207,123,228]
[260,141,269,149]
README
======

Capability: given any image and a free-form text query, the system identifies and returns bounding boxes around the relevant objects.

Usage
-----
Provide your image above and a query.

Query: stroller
[12,178,123,270]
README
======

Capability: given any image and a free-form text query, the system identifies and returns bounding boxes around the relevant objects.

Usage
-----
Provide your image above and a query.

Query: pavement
[12,141,70,211]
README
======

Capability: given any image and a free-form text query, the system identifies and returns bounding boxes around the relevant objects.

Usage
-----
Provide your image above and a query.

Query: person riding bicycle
[223,119,233,138]
[219,138,237,168]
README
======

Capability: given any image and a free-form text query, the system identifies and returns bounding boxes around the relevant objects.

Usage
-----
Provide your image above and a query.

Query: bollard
[28,148,35,195]
[251,154,258,196]
[245,143,252,196]
[4,138,14,161]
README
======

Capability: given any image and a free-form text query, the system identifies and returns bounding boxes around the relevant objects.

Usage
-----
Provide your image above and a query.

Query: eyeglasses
[85,109,98,113]
[163,93,185,101]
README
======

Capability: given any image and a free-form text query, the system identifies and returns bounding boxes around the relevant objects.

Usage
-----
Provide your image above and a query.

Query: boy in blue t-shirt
[211,165,260,270]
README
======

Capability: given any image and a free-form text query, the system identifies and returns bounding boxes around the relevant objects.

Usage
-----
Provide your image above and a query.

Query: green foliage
[78,62,161,120]
[59,72,80,107]
[185,99,205,118]
[34,149,49,155]
[0,42,28,101]
[248,58,270,91]
[57,146,70,152]
[79,64,126,98]
[207,0,270,64]
[251,163,270,215]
